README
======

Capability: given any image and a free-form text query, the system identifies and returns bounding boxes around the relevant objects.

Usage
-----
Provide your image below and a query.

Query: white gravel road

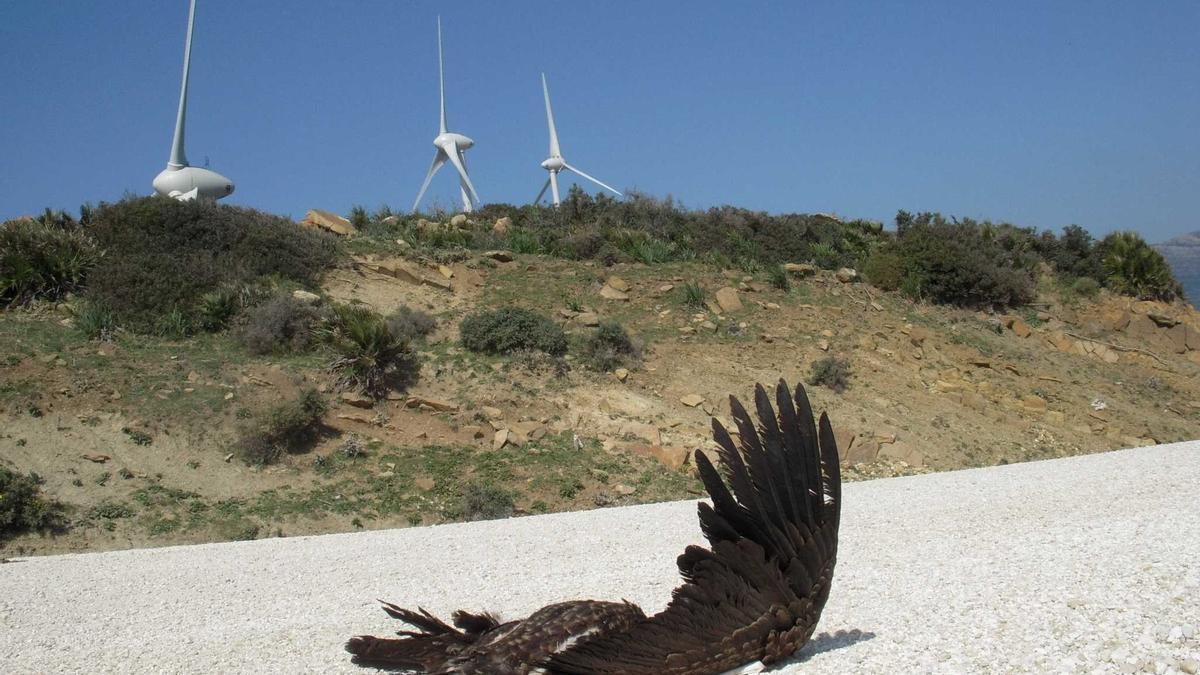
[2,441,1198,674]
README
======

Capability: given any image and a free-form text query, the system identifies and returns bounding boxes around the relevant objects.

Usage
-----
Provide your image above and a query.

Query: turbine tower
[535,73,622,207]
[152,0,235,202]
[412,17,479,214]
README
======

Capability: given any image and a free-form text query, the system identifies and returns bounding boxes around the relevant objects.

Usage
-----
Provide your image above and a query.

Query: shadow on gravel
[766,628,878,670]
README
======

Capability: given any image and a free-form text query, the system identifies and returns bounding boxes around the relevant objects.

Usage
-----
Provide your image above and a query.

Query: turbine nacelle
[153,166,235,201]
[153,0,233,203]
[412,17,479,214]
[435,132,474,151]
[540,156,566,171]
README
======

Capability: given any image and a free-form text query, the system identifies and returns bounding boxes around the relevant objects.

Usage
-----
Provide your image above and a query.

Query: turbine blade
[534,177,551,204]
[437,16,447,135]
[541,73,561,157]
[168,0,197,168]
[443,143,479,206]
[412,150,447,212]
[563,163,622,197]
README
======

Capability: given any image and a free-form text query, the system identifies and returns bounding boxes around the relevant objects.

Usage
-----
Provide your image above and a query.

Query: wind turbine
[412,17,479,214]
[152,0,235,202]
[535,73,622,207]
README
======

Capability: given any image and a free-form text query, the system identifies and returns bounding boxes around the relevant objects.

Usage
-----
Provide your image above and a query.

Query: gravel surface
[3,441,1198,674]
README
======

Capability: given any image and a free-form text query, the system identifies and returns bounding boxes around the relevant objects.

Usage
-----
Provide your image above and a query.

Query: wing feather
[545,380,842,674]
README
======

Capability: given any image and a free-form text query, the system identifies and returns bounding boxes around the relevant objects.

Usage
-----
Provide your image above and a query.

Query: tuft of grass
[680,282,706,310]
[768,264,791,291]
[74,301,116,340]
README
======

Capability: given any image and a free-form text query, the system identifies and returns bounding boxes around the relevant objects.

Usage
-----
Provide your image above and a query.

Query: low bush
[0,218,99,307]
[385,305,437,344]
[461,482,515,521]
[808,356,851,393]
[459,307,568,356]
[325,304,419,398]
[1071,276,1101,297]
[1097,231,1183,301]
[238,292,322,355]
[0,466,68,542]
[85,196,336,332]
[235,389,328,465]
[880,213,1037,308]
[862,250,904,291]
[580,321,641,372]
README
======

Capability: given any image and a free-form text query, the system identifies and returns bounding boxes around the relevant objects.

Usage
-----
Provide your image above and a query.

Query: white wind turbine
[535,73,622,207]
[152,0,235,202]
[412,17,479,214]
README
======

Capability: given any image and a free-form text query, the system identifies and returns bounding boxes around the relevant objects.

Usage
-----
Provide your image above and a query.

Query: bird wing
[544,379,841,674]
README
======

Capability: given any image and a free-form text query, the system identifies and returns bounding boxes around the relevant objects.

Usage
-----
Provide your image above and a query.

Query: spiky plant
[325,304,417,398]
[1099,231,1183,301]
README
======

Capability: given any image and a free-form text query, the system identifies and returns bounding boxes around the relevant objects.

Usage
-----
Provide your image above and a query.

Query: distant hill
[1155,231,1200,303]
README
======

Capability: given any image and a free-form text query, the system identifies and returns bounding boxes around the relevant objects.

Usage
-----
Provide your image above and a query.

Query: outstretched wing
[545,380,841,674]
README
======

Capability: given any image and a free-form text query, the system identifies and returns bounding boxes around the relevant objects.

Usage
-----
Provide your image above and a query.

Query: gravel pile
[3,441,1198,673]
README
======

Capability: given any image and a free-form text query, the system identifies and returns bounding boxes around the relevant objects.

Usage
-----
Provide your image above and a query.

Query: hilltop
[1,201,1198,556]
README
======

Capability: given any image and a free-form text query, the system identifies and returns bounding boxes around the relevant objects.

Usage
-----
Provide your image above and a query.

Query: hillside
[1157,230,1200,301]
[3,214,1199,556]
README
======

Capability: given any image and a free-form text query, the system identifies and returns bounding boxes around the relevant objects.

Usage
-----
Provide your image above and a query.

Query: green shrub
[808,356,851,393]
[680,282,706,309]
[325,304,418,397]
[1071,276,1101,297]
[768,265,792,291]
[0,218,99,307]
[459,307,568,356]
[349,205,370,230]
[238,292,321,355]
[461,482,515,521]
[0,466,67,542]
[235,389,328,465]
[85,196,336,332]
[883,213,1036,308]
[581,321,641,372]
[1097,231,1183,301]
[862,250,905,291]
[385,305,436,344]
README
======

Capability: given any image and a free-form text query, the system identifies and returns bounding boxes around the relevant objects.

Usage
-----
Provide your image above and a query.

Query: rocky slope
[3,244,1199,556]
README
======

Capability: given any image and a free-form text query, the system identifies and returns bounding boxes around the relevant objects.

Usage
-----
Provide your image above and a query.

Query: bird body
[347,380,842,674]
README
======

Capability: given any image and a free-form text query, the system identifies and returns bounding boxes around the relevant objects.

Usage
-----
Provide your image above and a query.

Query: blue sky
[1,1,1197,241]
